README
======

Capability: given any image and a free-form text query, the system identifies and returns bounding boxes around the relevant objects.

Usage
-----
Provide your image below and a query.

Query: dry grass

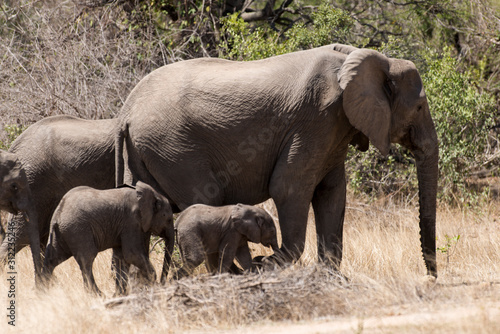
[1,195,499,333]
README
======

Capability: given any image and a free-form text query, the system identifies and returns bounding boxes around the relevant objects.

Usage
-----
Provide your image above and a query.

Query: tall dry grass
[1,195,499,333]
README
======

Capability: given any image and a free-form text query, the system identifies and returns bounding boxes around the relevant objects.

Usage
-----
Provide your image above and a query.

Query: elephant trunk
[413,140,439,277]
[160,227,175,284]
[18,195,42,284]
[270,240,280,253]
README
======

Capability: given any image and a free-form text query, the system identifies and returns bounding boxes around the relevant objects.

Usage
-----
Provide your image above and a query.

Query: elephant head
[0,150,42,280]
[136,181,174,280]
[136,181,174,235]
[0,151,31,214]
[334,45,439,277]
[233,204,279,251]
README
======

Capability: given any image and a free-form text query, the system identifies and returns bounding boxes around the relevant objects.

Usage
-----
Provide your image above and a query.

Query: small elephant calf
[172,203,278,279]
[42,181,173,295]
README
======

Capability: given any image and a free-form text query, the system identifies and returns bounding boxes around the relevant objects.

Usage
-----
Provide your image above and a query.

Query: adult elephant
[0,115,116,282]
[116,44,439,278]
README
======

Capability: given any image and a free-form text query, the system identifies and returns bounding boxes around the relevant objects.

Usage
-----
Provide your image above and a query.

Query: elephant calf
[42,182,173,296]
[172,203,278,279]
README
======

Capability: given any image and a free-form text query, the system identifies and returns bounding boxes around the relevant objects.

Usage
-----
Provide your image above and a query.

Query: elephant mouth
[9,201,20,214]
[0,200,18,214]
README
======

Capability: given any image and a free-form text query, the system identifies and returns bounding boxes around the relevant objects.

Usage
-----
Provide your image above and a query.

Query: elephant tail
[43,229,56,267]
[41,223,67,286]
[115,121,129,187]
[43,223,66,267]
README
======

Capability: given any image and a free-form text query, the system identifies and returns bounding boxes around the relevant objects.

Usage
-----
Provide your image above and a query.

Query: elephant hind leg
[175,234,205,277]
[41,244,71,288]
[172,252,205,279]
[41,226,72,286]
[123,139,163,190]
[172,265,192,280]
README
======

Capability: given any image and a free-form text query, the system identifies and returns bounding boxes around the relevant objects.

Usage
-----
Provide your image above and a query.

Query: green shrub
[347,47,497,204]
[423,48,497,202]
[219,4,353,61]
[219,13,293,61]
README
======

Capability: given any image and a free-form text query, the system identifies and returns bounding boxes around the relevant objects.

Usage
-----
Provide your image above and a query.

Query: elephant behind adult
[0,115,116,272]
[116,44,439,277]
[0,151,40,279]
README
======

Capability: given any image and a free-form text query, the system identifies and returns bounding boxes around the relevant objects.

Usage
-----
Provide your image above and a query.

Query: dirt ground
[229,299,500,333]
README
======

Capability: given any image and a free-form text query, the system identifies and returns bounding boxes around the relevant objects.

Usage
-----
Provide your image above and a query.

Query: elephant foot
[229,263,244,275]
[160,273,169,285]
[113,278,130,297]
[326,267,350,284]
[113,289,126,298]
[251,255,283,272]
[258,246,299,268]
[88,286,104,298]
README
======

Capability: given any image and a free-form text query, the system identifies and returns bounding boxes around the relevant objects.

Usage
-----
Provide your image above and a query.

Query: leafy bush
[347,47,497,204]
[219,4,353,60]
[423,48,497,201]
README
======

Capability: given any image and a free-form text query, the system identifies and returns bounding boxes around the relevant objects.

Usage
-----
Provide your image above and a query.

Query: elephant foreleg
[160,234,174,284]
[111,248,130,296]
[76,254,102,296]
[0,214,48,273]
[312,165,346,268]
[0,214,29,268]
[234,244,253,272]
[269,142,318,264]
[125,252,157,284]
[218,241,238,273]
[267,186,313,264]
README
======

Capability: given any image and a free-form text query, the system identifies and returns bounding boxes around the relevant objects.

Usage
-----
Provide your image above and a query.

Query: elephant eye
[11,183,18,191]
[154,199,162,212]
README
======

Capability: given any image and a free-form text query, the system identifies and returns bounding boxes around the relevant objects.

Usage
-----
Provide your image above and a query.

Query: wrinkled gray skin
[116,44,439,277]
[172,203,278,279]
[42,181,174,296]
[0,151,41,280]
[0,115,116,283]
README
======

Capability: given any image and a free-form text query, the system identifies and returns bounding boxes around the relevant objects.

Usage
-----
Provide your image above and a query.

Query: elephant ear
[232,204,261,244]
[136,181,154,232]
[338,49,392,156]
[0,151,22,180]
[331,44,359,55]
